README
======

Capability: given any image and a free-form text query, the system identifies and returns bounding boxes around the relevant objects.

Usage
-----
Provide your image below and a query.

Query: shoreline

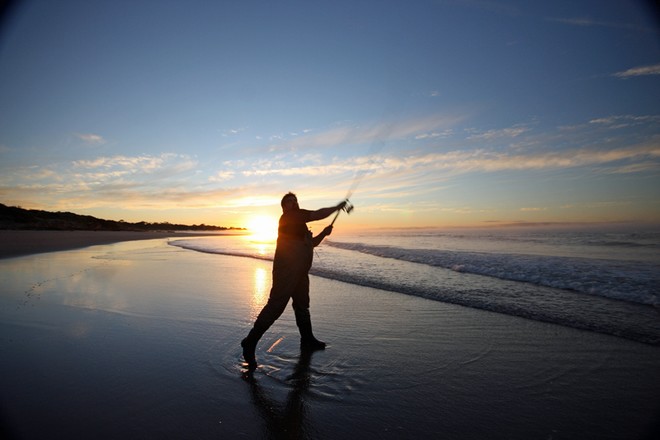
[0,229,226,260]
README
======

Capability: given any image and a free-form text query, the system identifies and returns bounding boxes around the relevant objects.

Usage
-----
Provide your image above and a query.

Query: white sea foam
[326,241,659,305]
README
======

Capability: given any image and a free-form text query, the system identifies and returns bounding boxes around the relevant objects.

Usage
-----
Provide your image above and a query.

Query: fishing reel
[330,199,354,226]
[343,199,354,214]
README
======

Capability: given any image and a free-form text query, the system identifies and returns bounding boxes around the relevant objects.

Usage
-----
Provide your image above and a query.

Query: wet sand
[0,230,222,259]
[0,237,659,439]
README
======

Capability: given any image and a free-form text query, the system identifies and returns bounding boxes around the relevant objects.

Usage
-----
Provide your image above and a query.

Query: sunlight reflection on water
[249,267,269,320]
[242,235,276,259]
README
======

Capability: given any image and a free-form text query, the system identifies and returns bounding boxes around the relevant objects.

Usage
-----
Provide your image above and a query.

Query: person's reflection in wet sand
[242,349,315,440]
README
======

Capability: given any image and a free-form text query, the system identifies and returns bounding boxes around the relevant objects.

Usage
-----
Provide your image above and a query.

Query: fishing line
[329,118,398,227]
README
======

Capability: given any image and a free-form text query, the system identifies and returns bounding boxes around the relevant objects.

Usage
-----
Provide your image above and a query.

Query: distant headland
[0,203,243,232]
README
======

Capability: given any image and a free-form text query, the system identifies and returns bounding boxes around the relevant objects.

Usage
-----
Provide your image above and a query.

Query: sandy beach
[1,232,659,439]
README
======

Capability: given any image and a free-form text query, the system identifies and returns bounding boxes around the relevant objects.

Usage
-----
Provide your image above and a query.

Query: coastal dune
[0,233,658,439]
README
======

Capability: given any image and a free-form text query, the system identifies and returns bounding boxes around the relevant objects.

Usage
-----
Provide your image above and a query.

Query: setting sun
[247,215,278,242]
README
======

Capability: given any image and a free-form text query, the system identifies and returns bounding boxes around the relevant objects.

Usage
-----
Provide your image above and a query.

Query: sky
[0,0,659,231]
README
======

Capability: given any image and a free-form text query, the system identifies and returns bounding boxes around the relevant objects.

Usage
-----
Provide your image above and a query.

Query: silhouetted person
[241,193,347,369]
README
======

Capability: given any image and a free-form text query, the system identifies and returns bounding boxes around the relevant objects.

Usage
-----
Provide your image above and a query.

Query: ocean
[169,228,660,345]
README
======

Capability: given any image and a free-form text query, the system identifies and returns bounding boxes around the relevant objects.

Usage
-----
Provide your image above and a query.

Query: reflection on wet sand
[250,267,269,320]
[243,350,314,440]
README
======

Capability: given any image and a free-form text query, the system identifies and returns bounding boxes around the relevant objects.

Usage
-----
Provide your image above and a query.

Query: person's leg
[241,295,289,367]
[242,261,300,368]
[292,275,326,350]
[294,307,326,350]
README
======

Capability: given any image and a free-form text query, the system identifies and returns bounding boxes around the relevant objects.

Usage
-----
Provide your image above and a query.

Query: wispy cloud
[221,127,247,137]
[279,114,466,151]
[0,153,201,207]
[589,114,660,128]
[467,125,531,140]
[613,63,660,79]
[72,153,197,176]
[234,139,660,182]
[433,143,660,173]
[209,170,235,182]
[75,133,106,145]
[0,148,306,215]
[216,114,660,199]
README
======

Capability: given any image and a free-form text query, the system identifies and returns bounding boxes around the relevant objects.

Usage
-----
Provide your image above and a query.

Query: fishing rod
[328,157,368,227]
[327,151,377,227]
[327,113,399,228]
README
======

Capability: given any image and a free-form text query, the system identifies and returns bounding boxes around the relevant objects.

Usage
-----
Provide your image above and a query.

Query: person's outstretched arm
[312,225,333,247]
[308,201,347,222]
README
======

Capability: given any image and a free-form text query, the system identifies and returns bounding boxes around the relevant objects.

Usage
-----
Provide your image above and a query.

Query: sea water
[169,228,660,345]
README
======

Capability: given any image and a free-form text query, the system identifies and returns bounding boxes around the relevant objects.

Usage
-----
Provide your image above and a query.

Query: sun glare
[247,215,278,242]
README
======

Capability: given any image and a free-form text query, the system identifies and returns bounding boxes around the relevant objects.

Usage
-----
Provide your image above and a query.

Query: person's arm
[308,201,347,222]
[312,225,333,247]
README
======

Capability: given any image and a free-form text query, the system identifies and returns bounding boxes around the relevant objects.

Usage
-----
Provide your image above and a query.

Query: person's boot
[295,308,326,351]
[241,325,266,370]
[240,337,257,370]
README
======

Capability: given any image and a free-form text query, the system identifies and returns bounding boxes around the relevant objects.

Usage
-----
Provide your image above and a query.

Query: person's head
[281,192,299,212]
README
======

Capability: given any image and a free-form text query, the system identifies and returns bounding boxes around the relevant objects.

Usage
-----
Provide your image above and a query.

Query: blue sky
[0,0,659,230]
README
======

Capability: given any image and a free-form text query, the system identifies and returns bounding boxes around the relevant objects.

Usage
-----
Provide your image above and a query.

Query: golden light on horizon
[246,215,278,242]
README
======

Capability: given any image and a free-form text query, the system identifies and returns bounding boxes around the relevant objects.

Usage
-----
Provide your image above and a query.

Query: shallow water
[170,229,660,345]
